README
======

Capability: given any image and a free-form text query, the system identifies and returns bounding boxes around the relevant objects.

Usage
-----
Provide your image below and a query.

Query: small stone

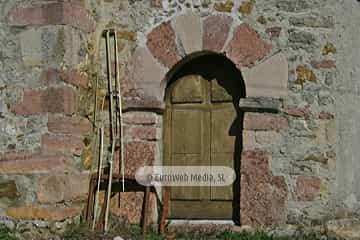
[284,105,311,118]
[326,218,360,240]
[288,30,316,45]
[113,237,124,240]
[232,225,254,233]
[310,60,336,69]
[303,153,328,164]
[296,176,321,201]
[318,111,334,120]
[289,15,335,28]
[266,27,282,38]
[318,91,333,106]
[276,0,311,12]
[150,0,162,8]
[214,0,234,12]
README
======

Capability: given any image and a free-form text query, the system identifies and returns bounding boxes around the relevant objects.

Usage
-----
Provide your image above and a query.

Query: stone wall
[0,0,356,231]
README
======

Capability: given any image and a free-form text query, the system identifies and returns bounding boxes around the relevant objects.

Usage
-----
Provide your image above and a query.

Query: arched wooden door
[164,74,239,219]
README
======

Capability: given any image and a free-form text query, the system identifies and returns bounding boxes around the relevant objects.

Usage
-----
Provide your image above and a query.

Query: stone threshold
[166,220,235,225]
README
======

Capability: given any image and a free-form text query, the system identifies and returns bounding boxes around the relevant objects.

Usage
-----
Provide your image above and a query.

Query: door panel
[210,107,236,201]
[172,109,202,154]
[171,75,203,103]
[171,154,208,200]
[170,201,232,219]
[211,153,233,200]
[211,107,236,153]
[165,75,237,219]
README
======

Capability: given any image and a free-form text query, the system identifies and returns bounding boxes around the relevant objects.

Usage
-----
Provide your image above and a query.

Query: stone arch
[122,12,288,111]
[116,11,289,226]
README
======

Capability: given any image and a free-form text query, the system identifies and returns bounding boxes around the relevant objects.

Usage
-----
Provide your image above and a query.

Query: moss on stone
[214,0,234,12]
[239,0,256,16]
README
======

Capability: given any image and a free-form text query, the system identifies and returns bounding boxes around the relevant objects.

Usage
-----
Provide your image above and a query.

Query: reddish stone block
[0,149,41,161]
[61,70,89,88]
[150,0,162,8]
[41,134,84,156]
[126,125,157,141]
[110,192,156,224]
[203,15,233,52]
[37,173,90,203]
[146,21,180,68]
[11,87,76,115]
[226,23,272,68]
[7,2,95,32]
[123,97,165,111]
[6,205,82,221]
[240,150,287,226]
[318,111,334,119]
[310,60,336,69]
[122,47,167,110]
[41,69,89,88]
[266,26,282,38]
[284,105,311,118]
[0,155,76,174]
[296,176,321,201]
[243,113,289,131]
[113,141,155,177]
[122,112,158,125]
[48,115,92,135]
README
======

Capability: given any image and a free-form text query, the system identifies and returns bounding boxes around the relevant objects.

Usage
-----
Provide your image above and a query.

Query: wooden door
[164,75,238,219]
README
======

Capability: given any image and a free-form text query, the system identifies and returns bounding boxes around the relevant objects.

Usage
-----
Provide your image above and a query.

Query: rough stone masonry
[0,0,359,237]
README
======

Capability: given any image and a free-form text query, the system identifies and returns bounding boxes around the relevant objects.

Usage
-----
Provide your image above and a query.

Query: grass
[61,221,329,240]
[0,225,18,240]
[0,218,341,240]
[0,221,337,240]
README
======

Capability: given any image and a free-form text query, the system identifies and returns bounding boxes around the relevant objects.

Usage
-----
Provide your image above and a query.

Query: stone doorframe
[121,12,289,226]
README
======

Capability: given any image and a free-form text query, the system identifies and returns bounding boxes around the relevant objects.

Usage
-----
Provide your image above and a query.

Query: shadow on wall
[164,51,246,224]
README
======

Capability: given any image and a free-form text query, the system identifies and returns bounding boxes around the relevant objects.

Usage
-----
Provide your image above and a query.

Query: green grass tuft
[0,225,18,240]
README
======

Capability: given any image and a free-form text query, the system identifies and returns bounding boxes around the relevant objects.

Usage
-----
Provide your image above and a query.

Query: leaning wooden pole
[92,126,104,230]
[113,30,125,192]
[104,29,116,232]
